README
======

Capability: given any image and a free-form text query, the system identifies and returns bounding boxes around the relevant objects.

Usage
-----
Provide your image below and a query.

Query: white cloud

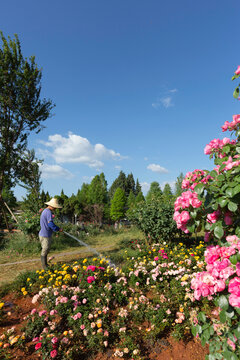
[115,165,121,170]
[147,163,168,173]
[140,182,150,195]
[39,132,124,168]
[40,164,73,179]
[152,88,178,109]
[160,96,173,108]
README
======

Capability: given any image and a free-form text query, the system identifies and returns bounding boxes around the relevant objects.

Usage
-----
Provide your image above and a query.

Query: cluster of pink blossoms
[204,137,236,156]
[182,169,212,190]
[222,114,240,132]
[174,191,202,233]
[191,235,240,307]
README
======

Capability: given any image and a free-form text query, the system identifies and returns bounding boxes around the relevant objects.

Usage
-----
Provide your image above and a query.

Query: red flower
[35,342,42,350]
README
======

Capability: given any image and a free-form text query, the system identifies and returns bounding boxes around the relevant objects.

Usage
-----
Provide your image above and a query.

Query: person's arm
[46,210,60,232]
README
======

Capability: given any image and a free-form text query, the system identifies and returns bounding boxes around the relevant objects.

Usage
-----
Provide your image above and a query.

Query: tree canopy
[0,32,54,225]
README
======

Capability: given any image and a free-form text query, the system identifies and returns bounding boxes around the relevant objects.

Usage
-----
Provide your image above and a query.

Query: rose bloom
[35,342,42,350]
[235,65,240,75]
[50,350,58,358]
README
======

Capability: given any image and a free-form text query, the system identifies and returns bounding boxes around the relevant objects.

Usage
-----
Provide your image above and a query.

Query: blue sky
[1,0,240,199]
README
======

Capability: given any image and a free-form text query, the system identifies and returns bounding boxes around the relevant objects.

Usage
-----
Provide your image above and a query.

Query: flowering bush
[174,66,240,360]
[17,210,42,240]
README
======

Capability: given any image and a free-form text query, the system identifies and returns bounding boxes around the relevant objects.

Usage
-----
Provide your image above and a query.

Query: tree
[108,171,127,199]
[126,173,135,197]
[88,173,108,205]
[127,190,136,209]
[145,182,162,202]
[174,172,184,197]
[110,188,126,222]
[0,32,54,226]
[162,183,173,200]
[135,190,145,203]
[135,179,142,195]
[21,150,43,213]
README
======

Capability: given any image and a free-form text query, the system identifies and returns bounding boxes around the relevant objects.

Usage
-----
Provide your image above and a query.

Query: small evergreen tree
[145,182,162,202]
[110,188,126,222]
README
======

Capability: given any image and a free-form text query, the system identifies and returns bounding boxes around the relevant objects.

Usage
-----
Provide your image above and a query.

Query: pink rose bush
[177,68,240,359]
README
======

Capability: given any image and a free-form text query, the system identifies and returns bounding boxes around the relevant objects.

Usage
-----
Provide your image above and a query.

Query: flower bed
[0,238,208,359]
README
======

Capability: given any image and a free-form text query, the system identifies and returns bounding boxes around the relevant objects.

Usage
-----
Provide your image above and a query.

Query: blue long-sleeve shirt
[39,208,60,237]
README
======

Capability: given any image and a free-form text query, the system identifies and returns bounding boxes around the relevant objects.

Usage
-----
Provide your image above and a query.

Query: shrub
[128,198,179,243]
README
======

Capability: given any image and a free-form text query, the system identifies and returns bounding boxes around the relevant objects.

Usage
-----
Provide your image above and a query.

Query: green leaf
[234,184,240,195]
[220,310,226,323]
[233,324,240,338]
[209,355,216,360]
[218,295,229,310]
[222,145,230,154]
[210,170,217,178]
[226,188,235,198]
[191,325,197,337]
[218,197,228,208]
[233,87,239,99]
[214,224,224,239]
[194,183,204,195]
[230,254,238,265]
[236,147,240,154]
[198,312,206,322]
[228,201,238,212]
[223,350,238,360]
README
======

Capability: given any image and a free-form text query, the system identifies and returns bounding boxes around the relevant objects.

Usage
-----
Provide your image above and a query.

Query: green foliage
[145,182,162,203]
[0,31,54,199]
[110,188,126,221]
[17,210,41,240]
[128,197,179,243]
[174,172,184,197]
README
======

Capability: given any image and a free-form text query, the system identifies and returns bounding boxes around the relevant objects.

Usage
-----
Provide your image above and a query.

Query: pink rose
[229,293,240,308]
[228,277,240,296]
[180,211,190,223]
[235,66,240,75]
[87,265,96,272]
[87,276,95,284]
[50,350,58,358]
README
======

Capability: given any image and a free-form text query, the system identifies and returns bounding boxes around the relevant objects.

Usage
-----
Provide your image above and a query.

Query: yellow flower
[83,259,87,264]
[63,331,68,336]
[21,287,26,292]
[0,302,4,309]
[27,278,30,282]
[23,291,28,296]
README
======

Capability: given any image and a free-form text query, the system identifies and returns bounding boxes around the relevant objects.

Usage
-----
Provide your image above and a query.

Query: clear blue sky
[1,0,240,199]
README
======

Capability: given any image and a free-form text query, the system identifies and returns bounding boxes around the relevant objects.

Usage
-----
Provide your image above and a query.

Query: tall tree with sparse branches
[0,32,54,226]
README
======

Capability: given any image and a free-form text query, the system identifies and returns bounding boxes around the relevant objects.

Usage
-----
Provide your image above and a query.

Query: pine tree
[110,188,126,221]
[108,171,127,199]
[175,172,184,197]
[126,173,135,197]
[135,179,142,195]
[146,182,162,202]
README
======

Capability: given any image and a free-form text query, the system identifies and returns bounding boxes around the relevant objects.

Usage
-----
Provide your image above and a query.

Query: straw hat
[45,198,62,209]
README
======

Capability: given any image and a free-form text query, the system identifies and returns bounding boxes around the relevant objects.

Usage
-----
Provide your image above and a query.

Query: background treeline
[1,170,184,228]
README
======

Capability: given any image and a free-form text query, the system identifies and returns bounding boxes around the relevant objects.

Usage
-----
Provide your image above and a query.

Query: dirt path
[0,245,117,286]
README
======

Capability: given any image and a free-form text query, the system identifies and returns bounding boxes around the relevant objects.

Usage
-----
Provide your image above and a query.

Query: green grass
[0,226,145,287]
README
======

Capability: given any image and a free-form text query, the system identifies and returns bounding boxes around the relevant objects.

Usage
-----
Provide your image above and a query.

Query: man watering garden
[39,198,63,270]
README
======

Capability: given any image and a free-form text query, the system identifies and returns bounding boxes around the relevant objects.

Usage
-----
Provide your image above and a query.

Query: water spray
[63,231,116,268]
